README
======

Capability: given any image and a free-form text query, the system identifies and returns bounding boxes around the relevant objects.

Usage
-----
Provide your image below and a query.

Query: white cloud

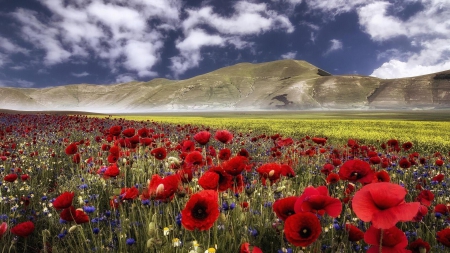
[171,29,225,77]
[71,71,89,77]
[357,2,406,41]
[324,39,342,55]
[0,37,29,54]
[281,51,297,59]
[172,0,295,76]
[115,74,135,83]
[11,0,183,77]
[305,0,370,16]
[0,53,7,67]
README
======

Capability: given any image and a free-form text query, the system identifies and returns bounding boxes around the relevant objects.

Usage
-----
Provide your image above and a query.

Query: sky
[0,0,449,88]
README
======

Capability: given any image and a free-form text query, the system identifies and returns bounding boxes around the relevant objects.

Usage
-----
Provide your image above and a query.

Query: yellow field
[116,114,450,152]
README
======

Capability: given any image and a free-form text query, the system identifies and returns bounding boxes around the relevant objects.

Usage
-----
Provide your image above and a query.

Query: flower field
[1,112,450,252]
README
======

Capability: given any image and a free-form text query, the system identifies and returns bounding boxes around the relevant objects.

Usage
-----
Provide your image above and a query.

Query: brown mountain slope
[1,60,449,112]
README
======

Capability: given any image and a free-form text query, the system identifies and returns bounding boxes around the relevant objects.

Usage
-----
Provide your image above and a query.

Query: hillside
[1,59,449,112]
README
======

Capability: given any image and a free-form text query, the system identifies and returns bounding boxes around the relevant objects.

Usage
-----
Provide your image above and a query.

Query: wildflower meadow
[1,112,450,253]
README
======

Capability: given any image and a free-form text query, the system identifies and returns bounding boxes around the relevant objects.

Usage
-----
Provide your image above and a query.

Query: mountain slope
[1,59,449,112]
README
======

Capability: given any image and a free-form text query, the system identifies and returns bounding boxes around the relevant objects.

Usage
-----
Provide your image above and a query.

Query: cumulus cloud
[281,51,297,59]
[0,37,29,54]
[172,1,294,76]
[11,0,182,77]
[71,71,89,77]
[323,39,342,55]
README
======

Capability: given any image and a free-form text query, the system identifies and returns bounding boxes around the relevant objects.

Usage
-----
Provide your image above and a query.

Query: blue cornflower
[126,238,135,245]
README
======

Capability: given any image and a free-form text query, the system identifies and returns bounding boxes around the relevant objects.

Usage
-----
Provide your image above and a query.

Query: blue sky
[0,0,449,88]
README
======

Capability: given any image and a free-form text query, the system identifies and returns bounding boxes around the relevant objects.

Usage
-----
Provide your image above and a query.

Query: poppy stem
[379,228,383,253]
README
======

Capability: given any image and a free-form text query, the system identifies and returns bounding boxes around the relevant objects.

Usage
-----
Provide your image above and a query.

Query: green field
[115,110,450,152]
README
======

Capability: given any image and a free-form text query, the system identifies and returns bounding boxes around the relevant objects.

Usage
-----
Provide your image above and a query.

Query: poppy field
[1,112,450,253]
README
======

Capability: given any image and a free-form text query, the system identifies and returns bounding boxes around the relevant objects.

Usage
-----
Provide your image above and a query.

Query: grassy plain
[116,110,450,152]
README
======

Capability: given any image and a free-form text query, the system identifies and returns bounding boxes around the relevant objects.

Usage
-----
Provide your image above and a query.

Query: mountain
[1,59,450,112]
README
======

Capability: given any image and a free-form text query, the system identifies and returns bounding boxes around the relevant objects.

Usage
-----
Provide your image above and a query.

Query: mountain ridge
[1,59,450,113]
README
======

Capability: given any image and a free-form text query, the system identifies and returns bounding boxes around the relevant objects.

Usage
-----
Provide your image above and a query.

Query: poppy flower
[436,159,444,166]
[352,182,420,229]
[150,147,167,160]
[256,163,282,185]
[237,148,250,158]
[3,173,18,182]
[104,164,120,177]
[53,191,75,210]
[181,190,219,231]
[65,143,78,155]
[74,209,90,224]
[122,128,135,137]
[338,159,374,184]
[373,170,390,183]
[218,148,231,161]
[198,166,232,192]
[412,205,428,222]
[437,228,450,247]
[214,130,233,144]
[240,242,263,253]
[273,196,298,221]
[280,164,295,177]
[184,151,204,167]
[294,186,342,218]
[109,125,122,136]
[72,153,81,163]
[345,224,364,242]
[181,140,196,152]
[364,225,409,253]
[434,204,449,215]
[120,187,139,200]
[321,163,334,175]
[142,174,180,202]
[432,174,445,182]
[369,156,381,164]
[20,174,30,181]
[60,206,89,223]
[137,127,150,137]
[284,212,321,247]
[409,238,430,253]
[402,142,413,151]
[223,156,249,176]
[326,173,340,184]
[194,131,211,145]
[10,221,34,238]
[415,190,434,207]
[398,158,411,169]
[0,222,7,238]
[312,137,326,145]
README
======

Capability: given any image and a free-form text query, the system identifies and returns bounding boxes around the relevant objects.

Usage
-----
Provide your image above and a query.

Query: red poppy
[181,190,219,231]
[65,143,78,155]
[280,164,295,177]
[437,228,450,247]
[237,148,250,158]
[21,174,30,181]
[272,196,298,221]
[10,221,34,237]
[109,125,122,136]
[311,137,326,145]
[3,173,18,182]
[60,206,89,223]
[364,225,409,253]
[372,170,390,183]
[72,153,81,163]
[402,141,413,150]
[184,151,204,167]
[352,182,420,229]
[432,174,445,182]
[345,224,364,242]
[198,166,232,192]
[122,128,135,137]
[0,222,7,238]
[434,204,449,215]
[436,159,444,166]
[398,158,411,169]
[53,191,75,210]
[150,147,167,160]
[223,156,248,176]
[294,186,342,218]
[369,156,381,164]
[415,190,434,207]
[74,209,90,224]
[137,127,150,137]
[120,187,139,200]
[338,159,374,184]
[194,131,211,145]
[181,140,196,152]
[321,163,334,175]
[413,205,428,222]
[214,130,233,144]
[240,242,263,253]
[109,145,120,156]
[142,174,180,202]
[326,173,340,184]
[104,163,120,177]
[256,163,282,185]
[218,148,231,161]
[284,212,321,247]
[409,238,430,253]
